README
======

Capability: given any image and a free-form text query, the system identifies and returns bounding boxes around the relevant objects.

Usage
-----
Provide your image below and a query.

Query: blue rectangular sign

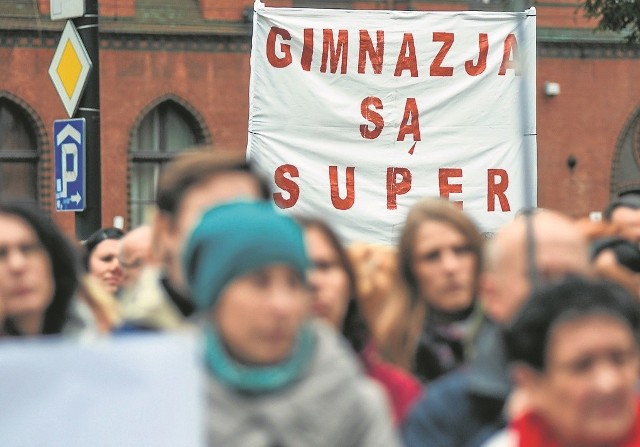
[54,118,86,212]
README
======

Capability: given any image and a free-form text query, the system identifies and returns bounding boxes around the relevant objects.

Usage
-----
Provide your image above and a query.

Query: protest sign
[0,333,204,446]
[248,2,537,243]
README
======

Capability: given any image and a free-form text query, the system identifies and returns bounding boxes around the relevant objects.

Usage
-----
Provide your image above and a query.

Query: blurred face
[157,172,262,295]
[118,232,152,288]
[119,248,146,288]
[527,315,639,446]
[482,215,590,324]
[611,207,640,244]
[0,214,54,333]
[305,226,350,329]
[412,220,476,312]
[89,239,123,294]
[212,264,309,365]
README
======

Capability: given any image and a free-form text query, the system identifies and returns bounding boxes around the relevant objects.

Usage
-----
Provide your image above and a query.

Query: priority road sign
[48,21,92,118]
[54,118,86,212]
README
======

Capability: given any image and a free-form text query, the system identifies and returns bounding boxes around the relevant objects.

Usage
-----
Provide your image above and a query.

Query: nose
[110,258,123,275]
[268,284,303,318]
[307,268,321,292]
[441,249,461,272]
[7,248,28,273]
[593,362,623,394]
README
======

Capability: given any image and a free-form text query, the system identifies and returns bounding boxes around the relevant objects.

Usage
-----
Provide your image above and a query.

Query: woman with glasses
[0,200,79,336]
[300,217,422,425]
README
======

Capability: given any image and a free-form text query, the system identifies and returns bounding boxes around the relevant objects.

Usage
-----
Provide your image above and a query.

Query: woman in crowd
[0,200,79,336]
[379,197,484,381]
[486,275,640,446]
[182,201,400,446]
[83,227,124,296]
[300,217,421,425]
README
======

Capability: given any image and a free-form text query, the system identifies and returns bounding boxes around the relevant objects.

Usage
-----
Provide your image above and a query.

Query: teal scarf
[205,323,316,393]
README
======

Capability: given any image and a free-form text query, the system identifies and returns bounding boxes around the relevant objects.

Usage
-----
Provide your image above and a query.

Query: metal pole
[513,3,539,287]
[73,0,101,240]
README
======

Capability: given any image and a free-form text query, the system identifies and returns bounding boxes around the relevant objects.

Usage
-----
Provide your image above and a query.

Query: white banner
[0,333,204,447]
[248,2,537,244]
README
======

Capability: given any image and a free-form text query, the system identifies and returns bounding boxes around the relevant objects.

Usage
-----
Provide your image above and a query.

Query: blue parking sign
[54,118,86,212]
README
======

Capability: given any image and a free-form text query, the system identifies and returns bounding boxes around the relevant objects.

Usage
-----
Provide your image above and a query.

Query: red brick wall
[537,56,640,218]
[37,0,50,15]
[0,45,76,236]
[0,43,250,239]
[100,0,136,17]
[99,48,251,230]
[536,4,598,29]
[4,1,639,240]
[200,0,253,20]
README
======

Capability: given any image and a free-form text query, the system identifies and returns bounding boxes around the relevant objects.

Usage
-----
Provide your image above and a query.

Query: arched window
[0,98,39,202]
[130,100,206,227]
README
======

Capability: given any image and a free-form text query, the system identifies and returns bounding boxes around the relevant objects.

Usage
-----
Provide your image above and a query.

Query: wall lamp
[544,82,560,97]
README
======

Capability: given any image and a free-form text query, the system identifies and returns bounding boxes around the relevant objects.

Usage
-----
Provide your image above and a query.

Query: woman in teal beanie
[182,200,400,447]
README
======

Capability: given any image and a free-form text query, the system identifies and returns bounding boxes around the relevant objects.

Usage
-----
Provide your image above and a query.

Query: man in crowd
[118,225,153,290]
[604,193,640,244]
[119,149,269,330]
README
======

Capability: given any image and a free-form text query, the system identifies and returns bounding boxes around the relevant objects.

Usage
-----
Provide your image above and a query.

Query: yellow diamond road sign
[49,20,92,118]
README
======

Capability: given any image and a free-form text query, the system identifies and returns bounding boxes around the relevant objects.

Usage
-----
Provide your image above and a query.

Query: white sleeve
[482,428,518,447]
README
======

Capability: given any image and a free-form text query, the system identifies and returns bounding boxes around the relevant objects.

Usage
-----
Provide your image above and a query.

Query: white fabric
[248,3,537,244]
[0,332,204,446]
[482,428,519,447]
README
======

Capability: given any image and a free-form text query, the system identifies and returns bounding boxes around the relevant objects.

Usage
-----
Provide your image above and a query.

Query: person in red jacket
[300,217,422,424]
[485,275,640,447]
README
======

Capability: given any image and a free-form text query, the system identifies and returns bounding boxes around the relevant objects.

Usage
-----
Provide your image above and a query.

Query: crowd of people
[2,148,640,446]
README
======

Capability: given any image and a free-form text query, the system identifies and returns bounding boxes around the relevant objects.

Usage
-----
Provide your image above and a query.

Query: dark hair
[83,227,124,270]
[0,200,80,334]
[603,193,640,220]
[504,275,640,371]
[298,217,370,352]
[155,149,270,219]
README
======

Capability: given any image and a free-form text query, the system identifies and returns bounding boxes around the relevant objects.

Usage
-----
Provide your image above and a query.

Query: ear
[507,364,543,420]
[478,271,500,319]
[511,363,540,390]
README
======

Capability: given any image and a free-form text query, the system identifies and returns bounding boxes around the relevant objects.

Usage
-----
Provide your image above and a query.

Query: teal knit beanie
[182,201,315,393]
[182,201,309,310]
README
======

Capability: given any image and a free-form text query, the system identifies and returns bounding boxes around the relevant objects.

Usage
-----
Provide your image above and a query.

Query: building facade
[0,0,638,237]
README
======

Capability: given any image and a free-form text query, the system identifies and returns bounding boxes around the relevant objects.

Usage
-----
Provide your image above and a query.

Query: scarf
[204,322,316,393]
[511,400,640,447]
[414,306,475,381]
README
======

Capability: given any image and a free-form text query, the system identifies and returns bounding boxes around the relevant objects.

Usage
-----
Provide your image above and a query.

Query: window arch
[0,97,40,203]
[129,97,209,227]
[611,106,640,198]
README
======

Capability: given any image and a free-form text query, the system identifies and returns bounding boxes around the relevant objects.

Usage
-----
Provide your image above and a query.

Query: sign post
[48,20,92,118]
[54,119,86,212]
[49,0,101,239]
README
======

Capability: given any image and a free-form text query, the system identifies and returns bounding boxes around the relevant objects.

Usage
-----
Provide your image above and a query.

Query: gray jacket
[206,322,401,447]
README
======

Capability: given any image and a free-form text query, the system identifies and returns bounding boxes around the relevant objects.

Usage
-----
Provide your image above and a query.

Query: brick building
[0,0,638,238]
